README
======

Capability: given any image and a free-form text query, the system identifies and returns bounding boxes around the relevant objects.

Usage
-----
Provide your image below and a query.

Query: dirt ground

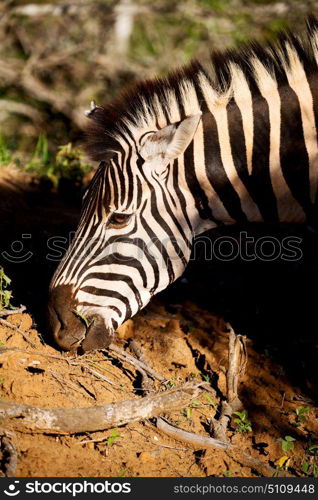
[0,303,317,477]
[0,167,318,477]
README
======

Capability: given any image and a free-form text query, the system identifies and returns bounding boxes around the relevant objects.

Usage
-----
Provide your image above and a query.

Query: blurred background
[1,0,318,161]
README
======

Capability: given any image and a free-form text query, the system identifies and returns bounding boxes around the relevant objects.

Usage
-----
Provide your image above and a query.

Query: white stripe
[253,58,305,220]
[199,72,262,222]
[193,121,235,226]
[283,44,318,203]
[230,63,254,175]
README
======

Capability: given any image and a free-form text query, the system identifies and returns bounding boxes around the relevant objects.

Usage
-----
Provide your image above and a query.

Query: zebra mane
[84,16,318,163]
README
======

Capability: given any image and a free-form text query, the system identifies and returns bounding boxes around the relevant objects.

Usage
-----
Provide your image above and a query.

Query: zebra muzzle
[48,285,114,352]
[48,285,87,351]
[80,315,114,352]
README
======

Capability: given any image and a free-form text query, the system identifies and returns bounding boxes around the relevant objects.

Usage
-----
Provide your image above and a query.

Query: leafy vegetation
[106,429,121,447]
[0,134,12,166]
[1,134,91,191]
[25,138,90,189]
[277,435,296,453]
[0,267,13,310]
[233,410,252,434]
[302,462,318,478]
[292,407,309,426]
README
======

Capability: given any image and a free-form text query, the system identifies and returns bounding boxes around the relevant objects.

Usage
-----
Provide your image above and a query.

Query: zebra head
[48,109,202,352]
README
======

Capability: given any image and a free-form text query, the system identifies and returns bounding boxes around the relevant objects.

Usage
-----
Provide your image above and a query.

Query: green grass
[24,136,90,188]
[0,134,12,166]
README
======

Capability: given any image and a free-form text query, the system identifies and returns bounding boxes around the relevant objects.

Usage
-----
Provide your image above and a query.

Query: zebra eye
[108,212,132,228]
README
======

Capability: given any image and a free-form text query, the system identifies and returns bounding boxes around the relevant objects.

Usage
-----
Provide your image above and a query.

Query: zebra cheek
[80,315,114,352]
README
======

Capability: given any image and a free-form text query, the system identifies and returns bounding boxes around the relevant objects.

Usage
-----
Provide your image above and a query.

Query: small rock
[138,451,155,463]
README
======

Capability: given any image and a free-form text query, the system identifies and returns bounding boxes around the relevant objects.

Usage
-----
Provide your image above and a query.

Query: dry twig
[108,344,166,383]
[0,318,36,347]
[156,417,230,451]
[0,305,26,318]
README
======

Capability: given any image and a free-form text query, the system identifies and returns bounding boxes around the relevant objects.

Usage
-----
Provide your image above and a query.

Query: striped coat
[48,18,318,351]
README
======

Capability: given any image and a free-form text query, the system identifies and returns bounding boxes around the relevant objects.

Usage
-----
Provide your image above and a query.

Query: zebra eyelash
[106,212,133,229]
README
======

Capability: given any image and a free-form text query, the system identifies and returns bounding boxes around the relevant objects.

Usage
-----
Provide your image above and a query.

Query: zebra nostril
[47,284,87,351]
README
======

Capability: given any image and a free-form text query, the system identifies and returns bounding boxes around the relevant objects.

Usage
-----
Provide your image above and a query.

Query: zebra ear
[140,112,202,162]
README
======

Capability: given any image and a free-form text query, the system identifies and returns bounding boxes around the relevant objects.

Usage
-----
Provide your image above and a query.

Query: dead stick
[0,318,36,347]
[0,347,76,364]
[0,382,204,434]
[108,344,166,382]
[83,366,118,388]
[212,325,247,441]
[156,418,288,477]
[156,417,230,451]
[0,305,26,317]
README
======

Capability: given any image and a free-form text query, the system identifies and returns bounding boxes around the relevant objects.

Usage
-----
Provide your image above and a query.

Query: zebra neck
[189,73,318,230]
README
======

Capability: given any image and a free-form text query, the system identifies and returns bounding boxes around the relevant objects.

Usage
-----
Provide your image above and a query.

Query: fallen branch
[0,318,36,347]
[212,325,247,442]
[0,382,205,434]
[156,417,230,451]
[0,305,26,317]
[156,417,288,477]
[108,344,166,383]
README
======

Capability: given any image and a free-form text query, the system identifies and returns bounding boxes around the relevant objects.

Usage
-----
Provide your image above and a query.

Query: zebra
[48,18,318,352]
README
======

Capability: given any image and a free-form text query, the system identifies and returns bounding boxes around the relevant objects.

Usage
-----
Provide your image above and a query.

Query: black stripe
[78,302,121,317]
[80,272,142,308]
[95,253,148,289]
[151,172,192,250]
[81,286,131,320]
[278,81,311,216]
[172,159,193,233]
[202,111,248,223]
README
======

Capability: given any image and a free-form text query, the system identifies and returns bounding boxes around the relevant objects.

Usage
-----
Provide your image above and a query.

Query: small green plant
[277,436,296,453]
[223,468,233,477]
[190,400,203,408]
[165,376,178,389]
[181,407,192,419]
[307,444,318,456]
[25,133,50,174]
[292,407,309,426]
[106,429,121,447]
[119,468,128,477]
[0,267,13,310]
[204,393,217,410]
[0,134,12,166]
[54,142,90,186]
[24,138,90,189]
[302,462,318,478]
[72,309,90,328]
[233,410,252,434]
